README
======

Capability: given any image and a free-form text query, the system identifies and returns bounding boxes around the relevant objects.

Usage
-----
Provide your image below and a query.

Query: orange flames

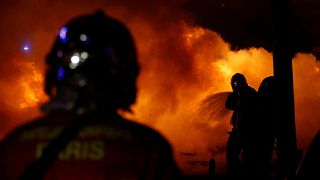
[126,22,320,174]
[17,62,45,110]
[126,23,275,174]
[0,59,47,130]
[1,17,320,175]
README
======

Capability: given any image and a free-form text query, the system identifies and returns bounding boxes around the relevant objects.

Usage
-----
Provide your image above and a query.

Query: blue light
[57,66,65,81]
[22,44,30,53]
[59,26,68,42]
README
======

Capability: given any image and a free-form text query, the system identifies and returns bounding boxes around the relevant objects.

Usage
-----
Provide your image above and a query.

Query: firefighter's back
[0,111,180,180]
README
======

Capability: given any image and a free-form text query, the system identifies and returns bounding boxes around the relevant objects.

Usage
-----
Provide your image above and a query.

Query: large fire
[128,23,276,173]
[1,2,320,175]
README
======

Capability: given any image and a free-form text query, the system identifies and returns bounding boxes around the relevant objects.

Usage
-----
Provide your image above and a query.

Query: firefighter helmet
[44,11,139,112]
[231,73,248,91]
[258,76,275,97]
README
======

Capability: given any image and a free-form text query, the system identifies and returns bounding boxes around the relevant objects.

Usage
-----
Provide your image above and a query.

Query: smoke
[129,22,274,173]
[0,0,320,175]
[293,53,320,149]
[185,0,320,55]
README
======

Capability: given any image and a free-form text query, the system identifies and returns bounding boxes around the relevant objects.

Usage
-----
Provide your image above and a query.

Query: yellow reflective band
[35,140,105,160]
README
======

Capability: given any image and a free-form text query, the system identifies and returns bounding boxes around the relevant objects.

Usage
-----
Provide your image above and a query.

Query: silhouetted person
[0,11,182,180]
[257,76,277,176]
[208,157,216,178]
[225,73,258,176]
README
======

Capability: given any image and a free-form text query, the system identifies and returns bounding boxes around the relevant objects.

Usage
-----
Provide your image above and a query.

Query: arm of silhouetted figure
[225,92,238,111]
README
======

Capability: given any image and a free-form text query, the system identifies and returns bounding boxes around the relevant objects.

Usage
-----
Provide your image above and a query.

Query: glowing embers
[69,51,90,69]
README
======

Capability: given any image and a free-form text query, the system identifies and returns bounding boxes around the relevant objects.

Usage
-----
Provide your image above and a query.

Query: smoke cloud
[186,0,320,55]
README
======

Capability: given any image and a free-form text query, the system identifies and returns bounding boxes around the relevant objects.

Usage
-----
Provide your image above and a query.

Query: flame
[1,11,320,175]
[125,23,275,174]
[215,61,233,76]
[128,22,320,174]
[18,62,45,110]
[0,59,47,133]
[183,25,205,48]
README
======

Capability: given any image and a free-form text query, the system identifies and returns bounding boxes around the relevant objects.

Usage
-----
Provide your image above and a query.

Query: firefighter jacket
[0,111,181,180]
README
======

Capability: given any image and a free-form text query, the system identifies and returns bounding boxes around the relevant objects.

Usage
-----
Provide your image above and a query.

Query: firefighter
[0,11,182,180]
[257,76,277,176]
[225,73,258,176]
